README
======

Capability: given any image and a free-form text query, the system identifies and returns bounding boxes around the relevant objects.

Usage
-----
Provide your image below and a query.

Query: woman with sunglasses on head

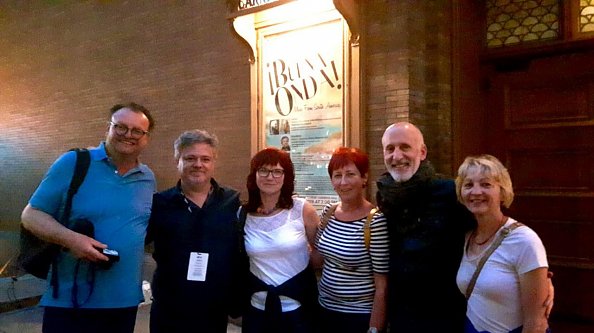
[455,154,550,333]
[240,147,321,333]
[314,147,389,333]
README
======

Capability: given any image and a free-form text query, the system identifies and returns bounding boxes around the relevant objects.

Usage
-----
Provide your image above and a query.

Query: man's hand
[65,231,109,263]
[21,205,110,263]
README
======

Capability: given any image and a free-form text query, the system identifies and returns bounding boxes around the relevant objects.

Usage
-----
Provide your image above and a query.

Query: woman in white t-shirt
[455,154,550,333]
[241,148,320,333]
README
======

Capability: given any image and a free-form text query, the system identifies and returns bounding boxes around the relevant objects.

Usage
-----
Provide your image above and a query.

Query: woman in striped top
[314,147,390,333]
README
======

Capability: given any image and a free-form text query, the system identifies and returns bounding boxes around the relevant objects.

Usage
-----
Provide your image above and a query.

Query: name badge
[187,252,209,281]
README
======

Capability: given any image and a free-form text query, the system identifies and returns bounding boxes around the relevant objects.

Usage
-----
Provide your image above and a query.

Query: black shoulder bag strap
[51,148,91,299]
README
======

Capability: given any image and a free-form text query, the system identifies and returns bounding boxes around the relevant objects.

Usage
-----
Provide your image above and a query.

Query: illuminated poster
[261,19,344,207]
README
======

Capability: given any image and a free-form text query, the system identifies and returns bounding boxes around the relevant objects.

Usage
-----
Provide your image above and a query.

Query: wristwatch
[367,328,379,333]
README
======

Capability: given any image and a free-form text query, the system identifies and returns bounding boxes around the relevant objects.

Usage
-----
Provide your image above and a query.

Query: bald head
[382,122,425,146]
[381,122,427,182]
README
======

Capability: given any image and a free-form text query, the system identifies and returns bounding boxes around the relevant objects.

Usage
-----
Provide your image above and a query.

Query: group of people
[22,102,552,333]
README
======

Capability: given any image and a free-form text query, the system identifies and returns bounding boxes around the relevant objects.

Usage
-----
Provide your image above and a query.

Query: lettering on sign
[265,53,342,116]
[238,0,278,10]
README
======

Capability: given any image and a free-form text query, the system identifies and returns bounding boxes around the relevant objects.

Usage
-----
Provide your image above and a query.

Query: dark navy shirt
[147,179,242,317]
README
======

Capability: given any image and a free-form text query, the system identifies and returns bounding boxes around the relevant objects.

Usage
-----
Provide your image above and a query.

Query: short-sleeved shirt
[29,142,156,308]
[147,179,242,314]
[315,203,389,313]
[456,218,549,333]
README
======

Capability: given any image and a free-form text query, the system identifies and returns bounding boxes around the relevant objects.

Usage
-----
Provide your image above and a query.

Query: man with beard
[376,122,474,333]
[377,122,554,333]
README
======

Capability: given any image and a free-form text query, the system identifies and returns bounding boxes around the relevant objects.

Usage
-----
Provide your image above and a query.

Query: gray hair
[173,130,219,160]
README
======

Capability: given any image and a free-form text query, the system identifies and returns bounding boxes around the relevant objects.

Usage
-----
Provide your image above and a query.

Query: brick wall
[0,1,456,227]
[362,0,410,199]
[362,0,455,201]
[0,1,251,229]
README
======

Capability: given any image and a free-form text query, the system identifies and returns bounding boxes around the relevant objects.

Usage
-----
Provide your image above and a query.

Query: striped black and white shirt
[315,204,390,313]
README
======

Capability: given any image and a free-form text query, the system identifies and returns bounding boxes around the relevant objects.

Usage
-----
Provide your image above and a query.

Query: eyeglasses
[109,122,149,139]
[257,168,284,178]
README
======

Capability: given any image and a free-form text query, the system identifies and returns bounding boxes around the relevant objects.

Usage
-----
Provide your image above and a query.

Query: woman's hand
[543,270,554,318]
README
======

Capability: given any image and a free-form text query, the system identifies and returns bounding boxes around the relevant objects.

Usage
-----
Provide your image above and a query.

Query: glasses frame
[257,168,285,178]
[109,121,149,139]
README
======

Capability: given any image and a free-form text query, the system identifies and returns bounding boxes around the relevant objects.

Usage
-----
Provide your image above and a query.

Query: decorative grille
[580,0,594,32]
[486,0,560,47]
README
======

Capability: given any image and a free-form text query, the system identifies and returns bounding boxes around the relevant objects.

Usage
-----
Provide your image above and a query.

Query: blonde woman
[455,154,550,333]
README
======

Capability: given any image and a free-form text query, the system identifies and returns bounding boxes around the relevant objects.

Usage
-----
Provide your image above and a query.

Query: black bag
[17,148,91,279]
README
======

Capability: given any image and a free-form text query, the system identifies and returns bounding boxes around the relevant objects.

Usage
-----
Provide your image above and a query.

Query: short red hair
[328,147,369,178]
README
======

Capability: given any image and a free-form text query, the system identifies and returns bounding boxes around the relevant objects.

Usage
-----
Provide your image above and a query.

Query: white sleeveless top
[244,197,309,311]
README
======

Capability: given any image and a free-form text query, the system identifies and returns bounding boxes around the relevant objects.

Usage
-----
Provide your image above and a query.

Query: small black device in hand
[97,248,120,269]
[102,248,119,261]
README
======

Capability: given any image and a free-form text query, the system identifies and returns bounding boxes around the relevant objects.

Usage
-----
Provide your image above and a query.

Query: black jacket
[376,161,475,332]
[246,265,319,333]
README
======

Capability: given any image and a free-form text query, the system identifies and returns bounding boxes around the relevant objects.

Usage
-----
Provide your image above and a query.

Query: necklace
[257,205,278,215]
[473,215,507,245]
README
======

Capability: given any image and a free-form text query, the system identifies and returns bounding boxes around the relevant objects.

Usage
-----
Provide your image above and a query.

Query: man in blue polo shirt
[21,102,156,333]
